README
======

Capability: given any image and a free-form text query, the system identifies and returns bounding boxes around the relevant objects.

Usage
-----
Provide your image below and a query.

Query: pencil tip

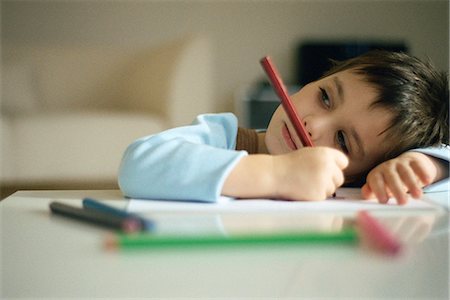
[104,234,118,251]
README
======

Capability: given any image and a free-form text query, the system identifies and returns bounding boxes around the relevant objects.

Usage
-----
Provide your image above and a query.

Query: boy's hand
[222,147,348,201]
[361,152,437,205]
[273,147,349,201]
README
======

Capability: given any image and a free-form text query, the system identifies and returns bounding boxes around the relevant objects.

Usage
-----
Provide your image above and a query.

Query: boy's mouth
[282,123,299,150]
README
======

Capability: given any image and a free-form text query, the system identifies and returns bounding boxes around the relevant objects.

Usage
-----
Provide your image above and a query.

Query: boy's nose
[304,121,313,138]
[304,117,330,143]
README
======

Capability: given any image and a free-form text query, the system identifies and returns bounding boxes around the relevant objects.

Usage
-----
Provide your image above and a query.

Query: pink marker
[357,210,402,255]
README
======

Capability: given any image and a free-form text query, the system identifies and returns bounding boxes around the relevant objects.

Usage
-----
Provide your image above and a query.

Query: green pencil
[105,229,358,250]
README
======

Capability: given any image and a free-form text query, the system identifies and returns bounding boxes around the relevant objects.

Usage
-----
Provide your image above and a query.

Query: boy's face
[265,69,394,179]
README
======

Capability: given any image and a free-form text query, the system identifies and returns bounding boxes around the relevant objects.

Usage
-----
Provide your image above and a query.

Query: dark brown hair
[323,50,449,163]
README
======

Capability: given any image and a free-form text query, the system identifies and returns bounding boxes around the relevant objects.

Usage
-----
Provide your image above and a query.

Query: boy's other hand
[361,152,438,205]
[273,147,349,201]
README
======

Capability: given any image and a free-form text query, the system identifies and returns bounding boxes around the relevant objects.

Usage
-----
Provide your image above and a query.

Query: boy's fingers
[334,151,349,169]
[333,168,345,187]
[398,164,423,199]
[361,184,374,199]
[383,170,408,205]
[410,160,432,186]
[368,173,390,204]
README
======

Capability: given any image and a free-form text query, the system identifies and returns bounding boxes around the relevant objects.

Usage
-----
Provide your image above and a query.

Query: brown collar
[236,127,259,154]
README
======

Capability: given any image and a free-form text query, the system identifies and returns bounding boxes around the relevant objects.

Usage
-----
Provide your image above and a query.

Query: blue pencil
[50,201,142,233]
[82,198,155,231]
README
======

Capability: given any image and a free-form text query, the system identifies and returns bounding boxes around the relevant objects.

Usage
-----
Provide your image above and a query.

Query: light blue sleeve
[118,113,247,202]
[411,145,449,193]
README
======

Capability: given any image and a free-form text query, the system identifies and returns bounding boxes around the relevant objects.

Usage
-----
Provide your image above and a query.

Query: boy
[118,51,449,205]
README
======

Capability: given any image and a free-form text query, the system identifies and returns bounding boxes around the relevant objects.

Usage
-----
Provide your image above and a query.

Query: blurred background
[1,0,448,198]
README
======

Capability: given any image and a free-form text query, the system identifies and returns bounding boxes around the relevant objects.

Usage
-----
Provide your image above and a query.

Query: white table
[1,190,449,299]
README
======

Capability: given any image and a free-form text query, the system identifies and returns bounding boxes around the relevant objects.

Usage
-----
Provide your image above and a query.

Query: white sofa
[1,35,213,197]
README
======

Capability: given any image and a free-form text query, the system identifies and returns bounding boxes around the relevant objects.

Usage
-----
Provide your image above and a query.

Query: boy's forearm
[222,155,277,199]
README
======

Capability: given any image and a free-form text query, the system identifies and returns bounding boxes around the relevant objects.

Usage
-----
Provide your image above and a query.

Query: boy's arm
[222,147,348,201]
[362,145,449,204]
[118,113,246,201]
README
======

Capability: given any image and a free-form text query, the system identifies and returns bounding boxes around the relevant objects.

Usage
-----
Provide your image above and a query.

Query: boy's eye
[337,131,349,154]
[319,88,331,108]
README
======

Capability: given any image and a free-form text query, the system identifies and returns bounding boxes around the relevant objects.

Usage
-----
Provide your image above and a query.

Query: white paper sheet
[127,188,443,214]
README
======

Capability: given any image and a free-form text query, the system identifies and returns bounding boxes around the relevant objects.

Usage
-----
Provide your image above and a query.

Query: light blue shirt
[119,113,246,201]
[118,113,449,201]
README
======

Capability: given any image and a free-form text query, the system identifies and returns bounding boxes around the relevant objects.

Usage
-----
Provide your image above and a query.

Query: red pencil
[260,56,314,147]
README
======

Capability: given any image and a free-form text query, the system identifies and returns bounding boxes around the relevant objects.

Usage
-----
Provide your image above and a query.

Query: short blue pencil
[82,198,155,231]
